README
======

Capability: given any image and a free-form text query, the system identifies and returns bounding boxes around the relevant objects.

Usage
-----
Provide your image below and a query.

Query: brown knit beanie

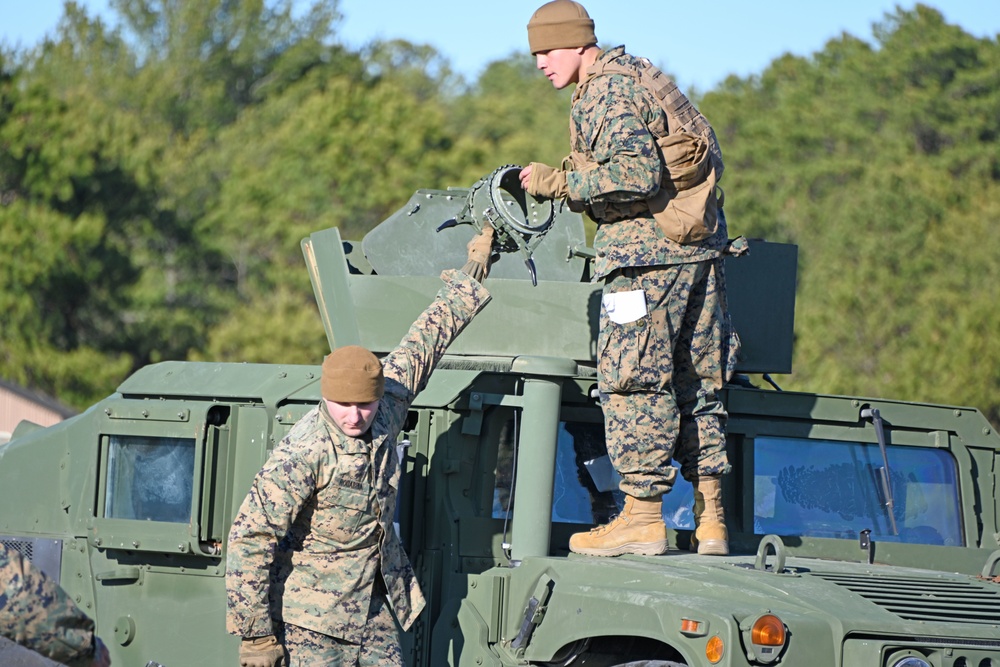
[321,346,384,403]
[527,0,597,54]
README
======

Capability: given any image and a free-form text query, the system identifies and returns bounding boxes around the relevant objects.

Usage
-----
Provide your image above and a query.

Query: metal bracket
[981,550,1000,582]
[511,573,553,651]
[461,392,486,436]
[461,392,509,436]
[859,529,875,565]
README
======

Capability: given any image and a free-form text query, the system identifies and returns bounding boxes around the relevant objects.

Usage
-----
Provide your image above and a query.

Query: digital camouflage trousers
[280,592,402,666]
[598,258,739,498]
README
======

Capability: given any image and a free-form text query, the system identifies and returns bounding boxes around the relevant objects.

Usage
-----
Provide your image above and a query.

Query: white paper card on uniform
[602,290,647,324]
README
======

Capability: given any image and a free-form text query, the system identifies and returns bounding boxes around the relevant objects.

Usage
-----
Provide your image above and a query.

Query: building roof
[0,378,77,420]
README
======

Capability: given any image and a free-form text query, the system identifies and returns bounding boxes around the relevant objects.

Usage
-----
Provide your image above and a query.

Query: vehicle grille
[810,572,1000,625]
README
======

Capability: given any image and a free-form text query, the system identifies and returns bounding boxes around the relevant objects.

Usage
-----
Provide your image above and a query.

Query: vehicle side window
[493,420,695,529]
[105,435,196,523]
[753,436,962,546]
[552,422,613,524]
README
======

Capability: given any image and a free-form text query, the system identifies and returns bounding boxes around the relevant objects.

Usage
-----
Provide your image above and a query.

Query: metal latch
[511,573,553,651]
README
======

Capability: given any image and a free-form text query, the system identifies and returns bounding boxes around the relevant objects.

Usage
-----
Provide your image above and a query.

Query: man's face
[535,47,583,89]
[325,398,380,437]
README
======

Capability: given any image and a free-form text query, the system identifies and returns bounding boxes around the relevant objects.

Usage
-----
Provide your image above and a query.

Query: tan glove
[526,162,569,200]
[239,635,285,667]
[461,224,495,283]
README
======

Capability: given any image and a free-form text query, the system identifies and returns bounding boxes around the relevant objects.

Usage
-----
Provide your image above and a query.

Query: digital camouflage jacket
[0,544,97,666]
[226,269,491,643]
[566,45,729,279]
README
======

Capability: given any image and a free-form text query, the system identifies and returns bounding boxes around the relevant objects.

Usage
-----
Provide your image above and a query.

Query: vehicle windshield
[493,423,962,547]
[753,436,962,546]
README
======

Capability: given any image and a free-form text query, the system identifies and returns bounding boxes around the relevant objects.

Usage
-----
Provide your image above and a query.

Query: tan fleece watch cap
[321,345,385,403]
[527,0,597,54]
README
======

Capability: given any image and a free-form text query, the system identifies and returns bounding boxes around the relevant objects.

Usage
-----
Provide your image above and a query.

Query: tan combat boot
[691,476,728,555]
[689,484,706,552]
[569,495,668,557]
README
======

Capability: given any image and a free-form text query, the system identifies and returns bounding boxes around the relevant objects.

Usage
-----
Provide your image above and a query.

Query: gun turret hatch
[303,167,798,375]
[362,165,588,284]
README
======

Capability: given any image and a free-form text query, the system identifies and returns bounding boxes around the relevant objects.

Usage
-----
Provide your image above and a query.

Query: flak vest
[571,55,725,244]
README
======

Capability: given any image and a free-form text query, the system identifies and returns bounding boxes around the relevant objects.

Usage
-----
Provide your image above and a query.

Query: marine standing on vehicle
[225,230,494,666]
[519,0,741,557]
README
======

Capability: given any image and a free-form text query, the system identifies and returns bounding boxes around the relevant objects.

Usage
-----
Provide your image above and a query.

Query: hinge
[461,391,507,436]
[510,573,553,653]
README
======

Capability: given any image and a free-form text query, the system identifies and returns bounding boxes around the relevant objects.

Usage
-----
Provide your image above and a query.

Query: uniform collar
[318,400,381,453]
[583,45,626,82]
[575,45,627,102]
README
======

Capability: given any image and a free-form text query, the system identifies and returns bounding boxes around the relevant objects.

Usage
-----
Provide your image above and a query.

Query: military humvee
[2,166,999,667]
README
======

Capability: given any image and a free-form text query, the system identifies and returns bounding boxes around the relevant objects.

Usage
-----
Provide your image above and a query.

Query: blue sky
[3,1,999,91]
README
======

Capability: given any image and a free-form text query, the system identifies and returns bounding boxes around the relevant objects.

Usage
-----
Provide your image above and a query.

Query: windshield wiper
[861,407,898,536]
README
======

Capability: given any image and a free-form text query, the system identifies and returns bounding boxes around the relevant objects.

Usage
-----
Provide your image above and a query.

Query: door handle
[96,566,141,583]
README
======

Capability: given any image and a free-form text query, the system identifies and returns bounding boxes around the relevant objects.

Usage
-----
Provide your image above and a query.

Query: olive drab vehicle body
[2,166,999,667]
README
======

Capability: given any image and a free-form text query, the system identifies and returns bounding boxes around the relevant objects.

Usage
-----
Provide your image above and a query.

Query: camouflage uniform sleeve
[379,269,491,428]
[0,545,97,666]
[566,73,662,205]
[226,417,324,637]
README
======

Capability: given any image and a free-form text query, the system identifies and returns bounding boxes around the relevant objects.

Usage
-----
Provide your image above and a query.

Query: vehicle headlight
[888,655,931,667]
[741,613,787,664]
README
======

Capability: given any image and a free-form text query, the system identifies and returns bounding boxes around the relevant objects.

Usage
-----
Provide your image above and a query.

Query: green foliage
[1,1,998,431]
[702,4,1000,427]
[449,56,573,182]
[108,0,342,131]
[1,34,152,404]
[194,287,328,365]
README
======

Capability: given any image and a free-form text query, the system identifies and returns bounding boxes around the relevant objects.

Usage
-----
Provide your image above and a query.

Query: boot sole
[570,540,669,557]
[696,539,729,556]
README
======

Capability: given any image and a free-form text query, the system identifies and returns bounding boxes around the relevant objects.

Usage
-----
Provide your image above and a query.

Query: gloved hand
[461,223,495,283]
[524,162,569,200]
[239,635,285,667]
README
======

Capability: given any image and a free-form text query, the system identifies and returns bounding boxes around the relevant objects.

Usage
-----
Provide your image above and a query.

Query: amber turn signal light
[706,635,725,663]
[751,614,786,646]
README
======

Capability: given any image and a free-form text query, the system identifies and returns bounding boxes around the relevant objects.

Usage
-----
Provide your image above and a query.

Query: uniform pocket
[598,314,658,394]
[315,479,371,544]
